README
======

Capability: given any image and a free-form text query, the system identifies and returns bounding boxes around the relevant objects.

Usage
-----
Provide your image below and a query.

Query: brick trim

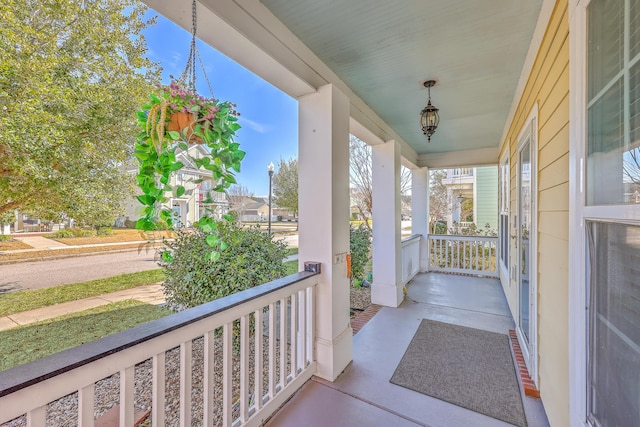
[509,329,540,398]
[351,304,382,335]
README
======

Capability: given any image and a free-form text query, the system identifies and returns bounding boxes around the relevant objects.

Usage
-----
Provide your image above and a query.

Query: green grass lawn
[284,259,298,275]
[0,269,165,316]
[285,247,298,256]
[0,299,172,372]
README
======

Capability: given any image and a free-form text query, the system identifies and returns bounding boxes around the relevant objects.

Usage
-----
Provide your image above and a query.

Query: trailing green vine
[133,81,245,261]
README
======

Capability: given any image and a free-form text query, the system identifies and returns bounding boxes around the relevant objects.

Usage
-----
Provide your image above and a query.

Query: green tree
[428,169,454,234]
[0,0,160,227]
[272,157,298,217]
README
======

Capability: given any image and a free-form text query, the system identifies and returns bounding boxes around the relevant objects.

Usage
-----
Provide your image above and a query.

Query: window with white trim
[586,0,640,205]
[586,221,640,427]
[585,1,640,426]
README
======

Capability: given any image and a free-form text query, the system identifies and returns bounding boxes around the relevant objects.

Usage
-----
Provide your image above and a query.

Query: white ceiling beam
[418,147,499,169]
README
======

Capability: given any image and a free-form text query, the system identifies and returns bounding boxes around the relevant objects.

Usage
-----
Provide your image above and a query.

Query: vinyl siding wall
[475,166,499,231]
[498,1,570,426]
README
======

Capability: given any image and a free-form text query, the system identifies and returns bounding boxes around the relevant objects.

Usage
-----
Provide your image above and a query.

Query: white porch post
[411,167,430,272]
[298,83,352,381]
[371,140,403,307]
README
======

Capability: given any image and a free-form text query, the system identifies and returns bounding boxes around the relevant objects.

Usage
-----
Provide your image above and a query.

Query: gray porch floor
[266,272,550,427]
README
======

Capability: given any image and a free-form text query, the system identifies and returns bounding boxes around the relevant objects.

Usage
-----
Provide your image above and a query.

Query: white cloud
[240,117,273,134]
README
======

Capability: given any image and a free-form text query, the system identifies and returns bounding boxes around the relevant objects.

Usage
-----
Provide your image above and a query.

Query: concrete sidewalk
[3,236,163,255]
[12,235,69,250]
[0,284,165,332]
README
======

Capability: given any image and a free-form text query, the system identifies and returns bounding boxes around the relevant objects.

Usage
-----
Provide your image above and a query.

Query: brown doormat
[390,319,527,427]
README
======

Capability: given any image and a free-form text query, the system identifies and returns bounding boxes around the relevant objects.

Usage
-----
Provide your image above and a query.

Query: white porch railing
[428,234,498,277]
[401,234,421,285]
[447,167,474,178]
[0,266,320,427]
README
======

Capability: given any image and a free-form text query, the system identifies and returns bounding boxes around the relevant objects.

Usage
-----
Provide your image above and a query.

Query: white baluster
[78,384,94,427]
[239,314,249,423]
[307,287,314,364]
[268,302,277,399]
[180,340,192,426]
[279,297,287,388]
[26,405,45,426]
[222,322,233,427]
[254,308,264,412]
[290,292,298,376]
[152,352,166,426]
[203,331,215,426]
[120,366,134,427]
[299,290,307,369]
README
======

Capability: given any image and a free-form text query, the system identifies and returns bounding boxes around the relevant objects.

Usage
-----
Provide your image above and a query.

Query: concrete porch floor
[266,273,550,427]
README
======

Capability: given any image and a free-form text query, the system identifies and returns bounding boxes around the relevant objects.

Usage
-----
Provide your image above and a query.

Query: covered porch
[0,0,577,425]
[267,272,549,427]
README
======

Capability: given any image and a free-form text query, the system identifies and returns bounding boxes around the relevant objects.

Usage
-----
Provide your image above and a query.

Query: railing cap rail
[0,269,319,397]
[427,233,497,241]
[401,234,422,243]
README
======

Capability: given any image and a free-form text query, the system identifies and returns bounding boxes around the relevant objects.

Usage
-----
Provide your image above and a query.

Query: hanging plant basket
[133,0,246,262]
[166,111,206,144]
[134,80,244,227]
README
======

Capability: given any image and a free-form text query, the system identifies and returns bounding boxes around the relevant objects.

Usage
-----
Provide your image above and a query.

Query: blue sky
[142,9,298,197]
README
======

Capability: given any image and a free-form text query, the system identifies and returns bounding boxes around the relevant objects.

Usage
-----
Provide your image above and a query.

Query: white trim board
[514,104,539,387]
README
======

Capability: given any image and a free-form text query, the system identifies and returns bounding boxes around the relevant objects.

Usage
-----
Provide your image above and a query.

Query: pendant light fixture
[420,80,440,141]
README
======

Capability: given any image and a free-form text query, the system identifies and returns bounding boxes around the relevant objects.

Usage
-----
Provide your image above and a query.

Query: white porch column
[411,167,430,272]
[298,83,352,381]
[371,140,403,307]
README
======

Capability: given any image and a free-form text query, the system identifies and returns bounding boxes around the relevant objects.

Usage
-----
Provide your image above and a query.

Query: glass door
[516,117,537,380]
[518,140,532,345]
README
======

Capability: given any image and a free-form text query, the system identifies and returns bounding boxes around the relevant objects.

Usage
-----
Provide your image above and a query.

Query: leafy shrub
[96,227,113,236]
[49,229,74,238]
[350,223,372,286]
[227,210,239,222]
[160,222,288,310]
[0,235,11,242]
[49,227,96,238]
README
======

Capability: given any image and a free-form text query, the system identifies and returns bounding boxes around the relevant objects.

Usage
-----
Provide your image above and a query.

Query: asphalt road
[0,250,160,294]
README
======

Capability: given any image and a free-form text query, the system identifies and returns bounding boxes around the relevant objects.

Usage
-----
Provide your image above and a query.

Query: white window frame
[515,105,539,385]
[569,1,640,426]
[498,148,510,286]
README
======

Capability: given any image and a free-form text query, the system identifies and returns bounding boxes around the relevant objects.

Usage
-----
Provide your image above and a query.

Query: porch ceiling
[144,0,547,166]
[261,0,544,157]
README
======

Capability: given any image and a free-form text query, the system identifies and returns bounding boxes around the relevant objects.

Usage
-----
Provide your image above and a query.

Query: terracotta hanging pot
[167,111,205,144]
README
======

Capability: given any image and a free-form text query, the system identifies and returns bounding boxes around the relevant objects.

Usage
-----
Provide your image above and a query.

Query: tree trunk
[0,200,23,215]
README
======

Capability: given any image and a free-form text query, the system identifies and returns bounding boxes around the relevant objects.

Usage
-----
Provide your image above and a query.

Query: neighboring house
[229,196,294,222]
[239,199,270,222]
[8,212,60,233]
[124,145,229,227]
[441,166,498,232]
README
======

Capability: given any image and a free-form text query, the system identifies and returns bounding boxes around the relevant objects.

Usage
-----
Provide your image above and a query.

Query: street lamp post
[267,161,274,235]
